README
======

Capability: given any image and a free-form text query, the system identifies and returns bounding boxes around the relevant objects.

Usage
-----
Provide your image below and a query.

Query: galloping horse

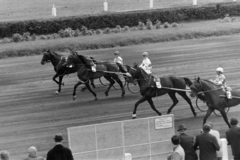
[190,77,240,128]
[126,64,197,118]
[63,53,126,100]
[40,49,95,94]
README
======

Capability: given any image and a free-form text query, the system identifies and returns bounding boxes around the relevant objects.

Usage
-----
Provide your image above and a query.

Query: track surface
[1,35,240,159]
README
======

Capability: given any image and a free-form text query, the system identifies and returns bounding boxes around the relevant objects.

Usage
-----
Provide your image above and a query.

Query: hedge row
[0,2,240,38]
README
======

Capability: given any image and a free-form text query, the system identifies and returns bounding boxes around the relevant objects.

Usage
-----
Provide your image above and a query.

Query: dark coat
[179,133,198,160]
[226,125,240,158]
[194,132,220,160]
[46,144,74,160]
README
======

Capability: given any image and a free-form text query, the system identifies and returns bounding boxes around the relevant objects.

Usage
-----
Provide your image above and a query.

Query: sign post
[193,0,197,5]
[52,4,57,17]
[103,0,108,12]
[150,0,153,9]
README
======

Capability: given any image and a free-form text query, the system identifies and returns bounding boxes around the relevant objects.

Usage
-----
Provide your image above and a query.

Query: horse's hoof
[73,96,76,101]
[194,112,197,117]
[94,97,98,101]
[62,82,64,86]
[55,91,59,95]
[132,114,137,119]
[105,92,108,97]
[121,94,125,98]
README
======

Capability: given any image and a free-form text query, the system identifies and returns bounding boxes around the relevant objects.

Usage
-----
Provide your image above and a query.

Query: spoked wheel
[196,97,208,112]
[213,107,230,117]
[99,77,109,86]
[127,80,140,94]
[113,75,126,90]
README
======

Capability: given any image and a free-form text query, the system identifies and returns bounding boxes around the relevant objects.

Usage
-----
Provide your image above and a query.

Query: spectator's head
[54,133,63,143]
[230,118,238,126]
[0,150,9,160]
[171,135,180,145]
[207,122,213,129]
[27,146,37,156]
[177,124,187,134]
[203,124,211,132]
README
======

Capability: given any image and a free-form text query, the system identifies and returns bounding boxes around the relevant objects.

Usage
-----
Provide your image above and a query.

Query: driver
[213,67,232,99]
[139,52,152,75]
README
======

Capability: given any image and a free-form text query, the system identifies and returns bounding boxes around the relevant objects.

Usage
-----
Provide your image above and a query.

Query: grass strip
[1,19,240,59]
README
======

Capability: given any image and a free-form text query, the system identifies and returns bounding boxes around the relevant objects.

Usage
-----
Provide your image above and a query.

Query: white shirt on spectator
[209,129,222,157]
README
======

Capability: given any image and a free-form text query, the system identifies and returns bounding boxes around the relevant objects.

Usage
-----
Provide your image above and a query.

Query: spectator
[207,122,222,160]
[177,124,198,160]
[194,124,220,160]
[225,118,240,160]
[23,146,44,160]
[0,150,9,160]
[46,133,74,160]
[167,135,185,160]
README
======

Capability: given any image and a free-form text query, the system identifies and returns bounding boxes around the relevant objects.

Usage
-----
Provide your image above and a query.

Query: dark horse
[190,77,240,128]
[40,49,95,94]
[126,64,197,118]
[63,53,126,100]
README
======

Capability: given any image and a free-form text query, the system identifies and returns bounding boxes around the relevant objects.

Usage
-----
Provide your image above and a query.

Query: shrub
[81,26,89,36]
[130,27,138,31]
[163,22,170,28]
[2,38,12,43]
[111,28,120,33]
[87,30,93,35]
[31,34,37,41]
[138,21,145,30]
[146,19,153,30]
[123,26,130,32]
[12,33,23,42]
[22,32,31,41]
[103,28,111,34]
[116,25,122,32]
[74,29,81,37]
[96,29,103,34]
[63,28,74,37]
[39,35,48,40]
[51,33,60,39]
[172,22,179,28]
[58,29,65,38]
[155,20,162,29]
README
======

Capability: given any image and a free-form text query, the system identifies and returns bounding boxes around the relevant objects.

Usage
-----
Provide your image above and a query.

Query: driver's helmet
[114,51,119,55]
[216,67,224,73]
[142,52,148,57]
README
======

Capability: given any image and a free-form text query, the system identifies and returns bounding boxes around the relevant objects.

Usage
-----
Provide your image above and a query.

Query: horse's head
[190,77,203,98]
[41,49,52,65]
[125,63,139,83]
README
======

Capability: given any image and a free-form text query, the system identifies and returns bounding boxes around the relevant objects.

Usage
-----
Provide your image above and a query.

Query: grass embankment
[1,19,240,59]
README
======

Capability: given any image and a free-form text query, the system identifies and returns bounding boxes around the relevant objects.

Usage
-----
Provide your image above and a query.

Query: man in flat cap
[177,124,198,160]
[194,124,220,160]
[226,118,240,160]
[46,133,74,160]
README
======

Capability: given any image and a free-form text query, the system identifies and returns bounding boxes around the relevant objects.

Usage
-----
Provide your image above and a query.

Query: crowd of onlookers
[0,133,74,160]
[168,117,240,160]
[1,118,239,160]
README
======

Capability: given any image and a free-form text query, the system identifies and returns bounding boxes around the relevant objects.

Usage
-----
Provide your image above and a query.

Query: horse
[125,63,197,118]
[63,53,126,100]
[190,77,240,128]
[40,49,95,94]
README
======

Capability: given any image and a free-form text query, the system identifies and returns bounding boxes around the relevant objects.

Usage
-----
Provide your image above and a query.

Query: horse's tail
[183,77,193,87]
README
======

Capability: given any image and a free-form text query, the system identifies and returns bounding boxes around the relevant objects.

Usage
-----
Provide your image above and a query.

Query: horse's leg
[111,74,125,97]
[178,91,197,117]
[52,74,60,85]
[133,96,148,119]
[85,81,98,101]
[103,75,115,97]
[219,109,231,128]
[167,92,179,114]
[90,79,96,88]
[203,108,214,126]
[72,81,83,101]
[56,75,64,94]
[147,97,162,116]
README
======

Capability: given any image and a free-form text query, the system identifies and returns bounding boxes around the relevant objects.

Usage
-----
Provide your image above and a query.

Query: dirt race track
[1,35,240,159]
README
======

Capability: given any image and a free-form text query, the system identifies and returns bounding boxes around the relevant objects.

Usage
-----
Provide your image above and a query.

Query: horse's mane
[48,50,63,57]
[138,67,151,80]
[77,54,90,66]
[200,78,222,87]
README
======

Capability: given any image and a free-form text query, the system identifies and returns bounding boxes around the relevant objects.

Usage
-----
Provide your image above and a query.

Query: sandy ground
[1,34,240,159]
